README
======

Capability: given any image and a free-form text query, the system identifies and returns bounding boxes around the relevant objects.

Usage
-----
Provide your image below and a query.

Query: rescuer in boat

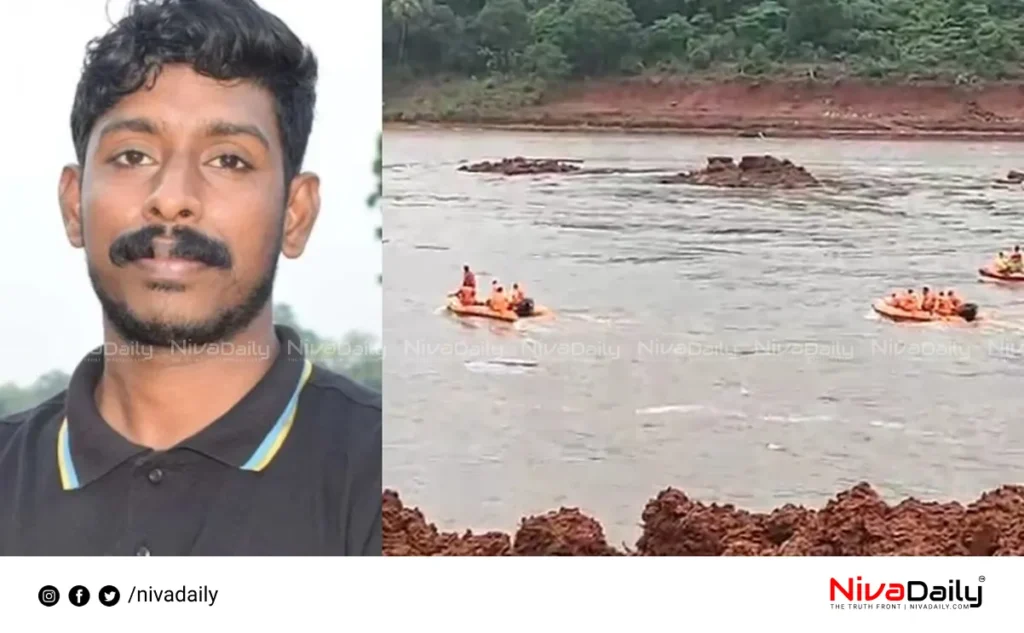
[949,291,978,321]
[930,290,976,321]
[897,288,920,311]
[947,289,963,312]
[486,279,502,307]
[487,285,510,312]
[453,265,478,305]
[920,287,935,312]
[455,285,476,305]
[508,282,536,317]
[932,290,963,316]
[1011,246,1023,272]
[883,288,978,322]
[994,252,1011,273]
[452,265,478,306]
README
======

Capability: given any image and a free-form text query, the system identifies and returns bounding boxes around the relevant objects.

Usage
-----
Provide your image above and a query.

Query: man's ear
[281,172,321,259]
[58,164,84,248]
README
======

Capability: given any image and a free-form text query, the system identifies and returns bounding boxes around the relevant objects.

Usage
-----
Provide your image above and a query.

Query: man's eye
[112,150,153,167]
[212,154,252,171]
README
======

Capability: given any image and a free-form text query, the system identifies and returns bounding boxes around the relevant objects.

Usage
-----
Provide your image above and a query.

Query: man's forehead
[90,65,279,142]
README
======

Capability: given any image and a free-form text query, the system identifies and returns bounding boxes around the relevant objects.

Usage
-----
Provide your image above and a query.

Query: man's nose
[143,156,203,223]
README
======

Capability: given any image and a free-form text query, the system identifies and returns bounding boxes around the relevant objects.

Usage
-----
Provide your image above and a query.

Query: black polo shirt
[0,325,381,555]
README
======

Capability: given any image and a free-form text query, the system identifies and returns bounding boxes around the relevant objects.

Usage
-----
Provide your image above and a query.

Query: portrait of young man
[0,0,381,555]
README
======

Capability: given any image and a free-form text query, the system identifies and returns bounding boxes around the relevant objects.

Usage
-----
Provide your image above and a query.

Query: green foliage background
[0,302,382,418]
[384,0,1024,86]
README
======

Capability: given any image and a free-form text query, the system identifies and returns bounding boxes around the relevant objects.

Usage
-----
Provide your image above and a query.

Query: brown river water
[383,127,1024,545]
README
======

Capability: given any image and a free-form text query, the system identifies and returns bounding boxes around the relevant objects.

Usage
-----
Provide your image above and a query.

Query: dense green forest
[383,0,1024,82]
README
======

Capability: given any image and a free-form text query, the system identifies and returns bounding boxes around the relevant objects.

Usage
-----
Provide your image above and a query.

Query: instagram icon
[37,585,59,607]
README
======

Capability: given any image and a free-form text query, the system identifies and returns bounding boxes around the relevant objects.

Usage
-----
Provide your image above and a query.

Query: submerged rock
[660,154,820,188]
[458,156,582,175]
[995,169,1024,184]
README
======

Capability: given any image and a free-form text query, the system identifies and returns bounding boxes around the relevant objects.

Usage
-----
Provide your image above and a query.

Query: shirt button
[136,545,151,556]
[147,468,164,484]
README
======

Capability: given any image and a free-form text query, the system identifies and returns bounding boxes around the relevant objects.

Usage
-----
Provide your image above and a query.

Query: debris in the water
[487,358,538,367]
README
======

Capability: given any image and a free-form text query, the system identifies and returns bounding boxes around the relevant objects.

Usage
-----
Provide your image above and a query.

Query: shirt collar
[58,325,313,491]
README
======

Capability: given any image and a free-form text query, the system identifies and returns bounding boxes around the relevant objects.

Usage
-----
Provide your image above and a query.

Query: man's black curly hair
[70,0,318,183]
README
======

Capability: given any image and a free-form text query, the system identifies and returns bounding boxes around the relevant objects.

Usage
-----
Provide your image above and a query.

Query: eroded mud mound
[458,156,582,175]
[384,483,1024,556]
[382,489,511,556]
[660,155,820,188]
[514,508,620,556]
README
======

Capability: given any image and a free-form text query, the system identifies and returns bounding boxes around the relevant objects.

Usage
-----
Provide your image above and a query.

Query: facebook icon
[69,585,90,606]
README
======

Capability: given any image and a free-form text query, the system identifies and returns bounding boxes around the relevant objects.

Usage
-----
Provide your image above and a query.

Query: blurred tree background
[370,132,382,285]
[0,138,384,416]
[0,301,381,417]
[383,0,1024,88]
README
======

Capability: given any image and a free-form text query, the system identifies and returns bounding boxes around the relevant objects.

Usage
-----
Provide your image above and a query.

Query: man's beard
[88,261,278,349]
[87,228,281,349]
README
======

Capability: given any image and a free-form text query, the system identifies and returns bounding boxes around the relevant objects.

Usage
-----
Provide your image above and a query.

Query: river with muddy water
[384,127,1024,546]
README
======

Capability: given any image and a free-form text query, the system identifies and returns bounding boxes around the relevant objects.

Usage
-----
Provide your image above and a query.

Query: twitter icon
[99,585,120,607]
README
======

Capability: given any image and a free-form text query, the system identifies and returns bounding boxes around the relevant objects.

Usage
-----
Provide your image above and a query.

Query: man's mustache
[109,225,232,269]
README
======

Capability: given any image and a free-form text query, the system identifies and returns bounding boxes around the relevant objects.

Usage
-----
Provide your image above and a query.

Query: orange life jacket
[490,293,509,312]
[898,295,919,311]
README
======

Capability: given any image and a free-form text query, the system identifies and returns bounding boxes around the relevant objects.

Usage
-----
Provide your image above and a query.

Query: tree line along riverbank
[383,0,1024,137]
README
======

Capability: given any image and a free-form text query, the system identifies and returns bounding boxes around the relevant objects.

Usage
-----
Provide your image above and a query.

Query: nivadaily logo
[830,576,984,610]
